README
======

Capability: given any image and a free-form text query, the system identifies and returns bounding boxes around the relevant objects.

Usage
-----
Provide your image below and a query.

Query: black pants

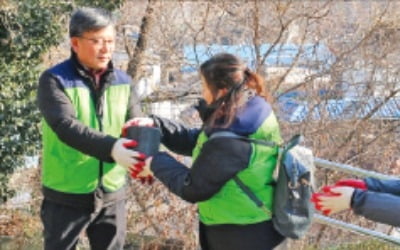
[40,198,126,250]
[199,220,285,250]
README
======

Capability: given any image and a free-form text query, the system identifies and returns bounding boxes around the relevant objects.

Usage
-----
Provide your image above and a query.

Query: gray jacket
[352,178,400,227]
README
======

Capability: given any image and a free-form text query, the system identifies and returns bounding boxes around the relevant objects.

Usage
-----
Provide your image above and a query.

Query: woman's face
[201,77,214,105]
[201,75,227,105]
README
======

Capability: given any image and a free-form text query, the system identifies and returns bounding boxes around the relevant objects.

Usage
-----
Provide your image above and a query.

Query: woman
[312,178,400,227]
[131,53,286,249]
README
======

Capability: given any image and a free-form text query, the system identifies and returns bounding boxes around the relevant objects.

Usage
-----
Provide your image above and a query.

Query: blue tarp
[182,43,335,72]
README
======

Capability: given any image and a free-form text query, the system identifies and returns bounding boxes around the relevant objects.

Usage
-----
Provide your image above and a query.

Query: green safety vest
[41,60,131,194]
[195,114,281,225]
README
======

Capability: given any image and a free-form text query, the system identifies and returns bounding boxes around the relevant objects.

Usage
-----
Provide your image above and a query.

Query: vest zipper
[97,113,104,188]
[92,76,105,189]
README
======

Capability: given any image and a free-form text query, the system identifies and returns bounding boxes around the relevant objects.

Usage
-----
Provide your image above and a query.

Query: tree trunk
[127,0,157,82]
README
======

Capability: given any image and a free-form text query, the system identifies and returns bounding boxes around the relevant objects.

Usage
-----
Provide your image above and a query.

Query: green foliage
[0,0,124,203]
[0,0,71,203]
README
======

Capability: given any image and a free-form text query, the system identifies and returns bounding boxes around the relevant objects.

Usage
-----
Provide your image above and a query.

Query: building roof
[279,97,400,123]
[182,43,335,72]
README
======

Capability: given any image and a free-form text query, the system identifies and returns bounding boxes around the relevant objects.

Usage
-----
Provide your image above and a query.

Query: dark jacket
[150,96,277,203]
[150,96,285,250]
[37,53,142,208]
[352,178,400,227]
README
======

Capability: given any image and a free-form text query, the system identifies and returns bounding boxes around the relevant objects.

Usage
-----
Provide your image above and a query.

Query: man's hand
[111,138,146,171]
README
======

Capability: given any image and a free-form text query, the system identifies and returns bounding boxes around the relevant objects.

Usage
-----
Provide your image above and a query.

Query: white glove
[130,117,155,127]
[111,138,144,171]
[137,157,153,177]
[318,186,355,215]
[136,157,155,185]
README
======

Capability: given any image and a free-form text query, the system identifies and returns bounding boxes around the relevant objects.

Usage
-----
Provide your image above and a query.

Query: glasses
[79,36,115,46]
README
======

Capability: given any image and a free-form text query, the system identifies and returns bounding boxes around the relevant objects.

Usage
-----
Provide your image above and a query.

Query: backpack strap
[209,131,304,215]
[282,134,303,152]
[209,131,279,148]
[209,131,279,216]
[210,131,284,180]
[233,176,272,216]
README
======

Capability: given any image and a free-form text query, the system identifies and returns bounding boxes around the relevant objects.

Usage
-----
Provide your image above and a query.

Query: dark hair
[200,53,269,128]
[69,7,114,37]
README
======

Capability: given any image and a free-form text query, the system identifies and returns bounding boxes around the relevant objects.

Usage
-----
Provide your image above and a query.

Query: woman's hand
[132,157,154,185]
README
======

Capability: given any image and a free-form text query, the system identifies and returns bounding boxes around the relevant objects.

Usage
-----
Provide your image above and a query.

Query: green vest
[41,63,131,194]
[196,114,281,225]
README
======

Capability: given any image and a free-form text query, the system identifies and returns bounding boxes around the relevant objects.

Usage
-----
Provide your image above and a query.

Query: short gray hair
[69,7,114,37]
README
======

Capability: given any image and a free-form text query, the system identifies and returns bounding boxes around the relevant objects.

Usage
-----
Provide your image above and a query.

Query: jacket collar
[70,51,114,79]
[208,96,272,136]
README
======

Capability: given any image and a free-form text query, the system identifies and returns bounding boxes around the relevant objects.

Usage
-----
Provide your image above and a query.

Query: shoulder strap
[233,176,272,216]
[209,131,279,148]
[210,131,304,216]
[210,131,278,216]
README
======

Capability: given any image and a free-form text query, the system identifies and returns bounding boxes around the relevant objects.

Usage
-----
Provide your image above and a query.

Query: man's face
[71,25,115,70]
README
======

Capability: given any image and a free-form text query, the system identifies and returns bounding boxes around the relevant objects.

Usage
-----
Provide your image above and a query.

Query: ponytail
[200,53,272,129]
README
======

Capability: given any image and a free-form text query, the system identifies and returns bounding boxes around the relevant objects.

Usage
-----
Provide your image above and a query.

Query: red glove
[130,156,154,185]
[122,142,147,179]
[121,118,155,137]
[139,176,154,185]
[311,186,340,215]
[335,179,367,190]
[121,120,139,137]
[130,161,145,178]
[122,140,138,148]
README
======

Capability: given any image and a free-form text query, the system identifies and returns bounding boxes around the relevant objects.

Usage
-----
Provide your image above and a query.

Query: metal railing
[313,157,400,245]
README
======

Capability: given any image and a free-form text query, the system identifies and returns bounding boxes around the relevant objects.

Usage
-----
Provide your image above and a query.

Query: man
[37,7,144,249]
